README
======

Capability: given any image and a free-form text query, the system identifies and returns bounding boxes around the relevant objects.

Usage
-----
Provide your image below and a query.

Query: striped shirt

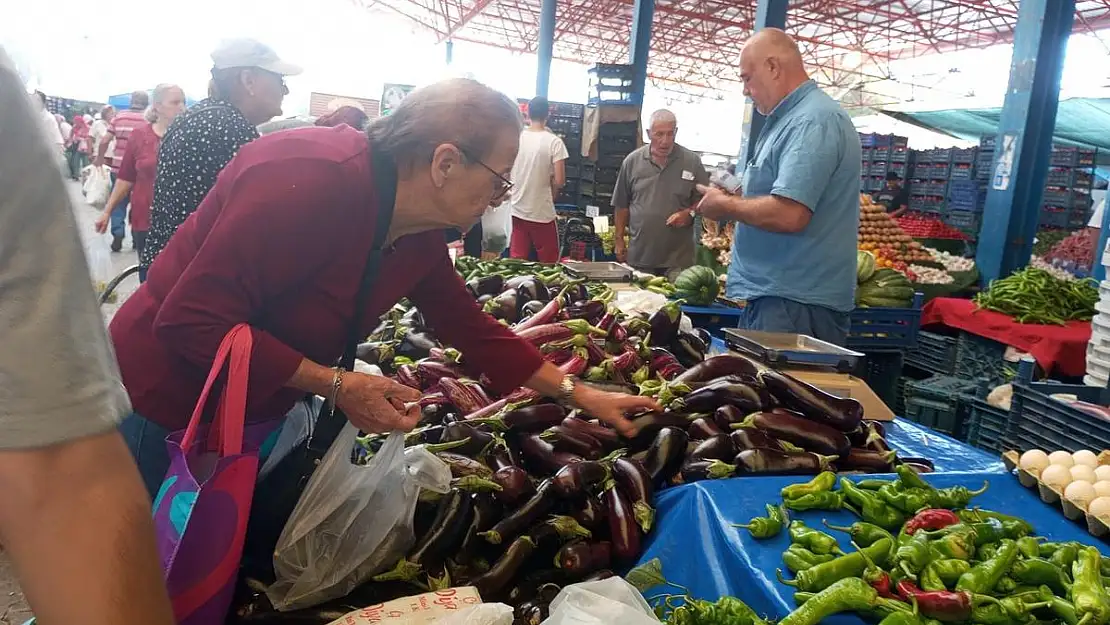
[106,110,147,173]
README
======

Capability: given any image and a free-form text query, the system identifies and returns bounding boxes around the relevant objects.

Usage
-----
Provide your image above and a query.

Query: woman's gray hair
[145,83,182,123]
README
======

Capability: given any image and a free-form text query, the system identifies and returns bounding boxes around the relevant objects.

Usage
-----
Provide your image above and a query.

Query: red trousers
[510,217,560,263]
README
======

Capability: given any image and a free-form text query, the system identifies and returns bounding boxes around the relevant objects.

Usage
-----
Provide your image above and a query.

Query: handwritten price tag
[329,587,483,625]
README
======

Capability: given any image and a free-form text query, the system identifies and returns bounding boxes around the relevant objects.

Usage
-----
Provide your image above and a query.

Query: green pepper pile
[630,469,1110,625]
[973,267,1097,325]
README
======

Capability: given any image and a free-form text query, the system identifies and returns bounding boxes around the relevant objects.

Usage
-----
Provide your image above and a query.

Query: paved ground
[0,180,140,624]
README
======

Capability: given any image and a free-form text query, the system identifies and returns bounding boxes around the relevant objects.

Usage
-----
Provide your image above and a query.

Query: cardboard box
[784,368,895,421]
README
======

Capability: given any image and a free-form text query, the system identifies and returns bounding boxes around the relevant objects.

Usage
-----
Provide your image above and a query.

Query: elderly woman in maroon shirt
[109,78,657,496]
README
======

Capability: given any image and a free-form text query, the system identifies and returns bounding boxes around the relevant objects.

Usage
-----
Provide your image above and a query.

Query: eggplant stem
[372,558,422,583]
[633,501,655,533]
[479,530,503,545]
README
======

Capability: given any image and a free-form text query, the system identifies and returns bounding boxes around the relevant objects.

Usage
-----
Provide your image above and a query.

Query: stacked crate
[588,63,638,106]
[908,148,953,215]
[859,133,910,192]
[547,101,586,208]
[943,148,986,238]
[581,120,637,215]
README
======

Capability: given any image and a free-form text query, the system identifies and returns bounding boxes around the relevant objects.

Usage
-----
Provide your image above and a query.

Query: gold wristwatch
[558,375,577,404]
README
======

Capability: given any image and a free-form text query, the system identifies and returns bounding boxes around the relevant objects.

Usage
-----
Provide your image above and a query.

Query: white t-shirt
[39,107,63,151]
[510,128,569,224]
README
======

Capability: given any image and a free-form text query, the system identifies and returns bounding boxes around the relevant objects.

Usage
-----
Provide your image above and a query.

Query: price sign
[586,205,600,217]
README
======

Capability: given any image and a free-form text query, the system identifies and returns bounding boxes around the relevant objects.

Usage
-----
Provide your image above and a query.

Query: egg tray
[1001,450,1110,538]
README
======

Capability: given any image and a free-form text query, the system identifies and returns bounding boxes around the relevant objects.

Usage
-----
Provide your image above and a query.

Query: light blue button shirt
[726,81,861,312]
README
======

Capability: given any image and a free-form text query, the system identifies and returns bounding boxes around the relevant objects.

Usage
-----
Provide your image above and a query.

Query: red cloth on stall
[921,297,1090,377]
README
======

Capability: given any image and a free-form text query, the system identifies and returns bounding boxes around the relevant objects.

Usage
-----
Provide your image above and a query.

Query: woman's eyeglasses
[457,145,513,201]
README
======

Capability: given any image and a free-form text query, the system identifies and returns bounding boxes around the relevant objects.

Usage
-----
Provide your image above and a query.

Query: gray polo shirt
[613,144,709,270]
[0,48,132,450]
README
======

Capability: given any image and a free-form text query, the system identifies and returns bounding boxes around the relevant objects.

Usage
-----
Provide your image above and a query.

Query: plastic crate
[980,135,997,150]
[860,147,872,162]
[960,382,1013,454]
[871,146,892,161]
[903,375,978,438]
[681,303,742,338]
[951,148,978,164]
[868,163,888,176]
[1007,358,1110,452]
[550,102,585,118]
[1042,189,1074,208]
[859,133,876,148]
[929,164,951,179]
[949,165,975,180]
[1050,147,1097,168]
[929,148,954,163]
[948,180,984,199]
[945,210,982,234]
[904,330,958,374]
[847,293,923,351]
[855,351,905,410]
[954,332,1009,386]
[891,147,909,163]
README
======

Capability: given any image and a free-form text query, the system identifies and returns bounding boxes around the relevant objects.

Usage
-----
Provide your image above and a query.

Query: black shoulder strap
[309,143,397,453]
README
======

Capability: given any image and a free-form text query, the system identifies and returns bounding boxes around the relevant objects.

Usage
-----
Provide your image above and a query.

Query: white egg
[1088,496,1110,521]
[1048,451,1075,467]
[1072,450,1099,467]
[1019,449,1051,476]
[1096,466,1110,482]
[1041,464,1074,490]
[1071,464,1098,484]
[1066,481,1098,511]
[1094,481,1110,498]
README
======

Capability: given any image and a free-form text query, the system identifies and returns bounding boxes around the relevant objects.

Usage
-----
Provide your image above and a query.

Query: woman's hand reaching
[571,384,661,437]
[336,371,422,433]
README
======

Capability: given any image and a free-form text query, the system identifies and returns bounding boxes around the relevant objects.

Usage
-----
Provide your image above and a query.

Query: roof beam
[437,0,496,41]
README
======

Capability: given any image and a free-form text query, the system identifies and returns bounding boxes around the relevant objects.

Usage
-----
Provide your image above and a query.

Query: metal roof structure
[358,0,1110,96]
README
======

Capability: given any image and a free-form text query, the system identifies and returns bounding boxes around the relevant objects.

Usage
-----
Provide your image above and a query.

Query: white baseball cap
[211,38,302,76]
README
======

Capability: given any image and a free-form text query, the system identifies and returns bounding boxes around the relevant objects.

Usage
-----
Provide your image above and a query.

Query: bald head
[647,109,678,162]
[740,28,809,115]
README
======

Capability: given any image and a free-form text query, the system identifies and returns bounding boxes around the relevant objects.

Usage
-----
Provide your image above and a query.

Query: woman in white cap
[139,38,300,278]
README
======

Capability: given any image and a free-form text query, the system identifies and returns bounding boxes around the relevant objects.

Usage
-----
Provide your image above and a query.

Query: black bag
[242,147,397,583]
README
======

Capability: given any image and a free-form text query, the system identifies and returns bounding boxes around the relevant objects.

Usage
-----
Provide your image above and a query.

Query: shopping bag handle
[180,323,253,456]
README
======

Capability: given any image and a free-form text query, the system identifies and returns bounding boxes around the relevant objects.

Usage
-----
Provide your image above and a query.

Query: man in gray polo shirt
[613,110,709,278]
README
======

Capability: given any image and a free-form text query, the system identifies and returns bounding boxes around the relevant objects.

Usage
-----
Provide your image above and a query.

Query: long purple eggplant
[672,377,772,413]
[471,534,536,598]
[481,480,556,545]
[689,434,738,462]
[863,421,892,453]
[440,421,494,457]
[560,415,620,448]
[519,434,565,475]
[436,452,494,479]
[688,417,726,440]
[625,411,692,447]
[733,448,838,475]
[414,359,461,390]
[571,495,606,529]
[712,404,746,429]
[738,410,851,457]
[730,427,793,453]
[602,482,641,564]
[611,457,654,532]
[492,466,534,504]
[552,461,608,498]
[555,541,612,576]
[759,369,864,432]
[541,426,602,460]
[395,364,421,389]
[641,427,688,488]
[673,354,763,385]
[648,301,683,346]
[439,377,490,415]
[840,448,897,472]
[466,275,504,298]
[458,492,500,563]
[680,459,737,482]
[494,403,567,432]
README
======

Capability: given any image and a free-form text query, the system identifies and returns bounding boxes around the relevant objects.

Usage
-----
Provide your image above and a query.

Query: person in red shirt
[109,78,659,497]
[95,84,185,280]
[95,90,150,251]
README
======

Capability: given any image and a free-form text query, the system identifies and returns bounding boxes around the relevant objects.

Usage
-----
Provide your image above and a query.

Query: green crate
[954,332,1008,385]
[904,331,957,375]
[903,375,978,438]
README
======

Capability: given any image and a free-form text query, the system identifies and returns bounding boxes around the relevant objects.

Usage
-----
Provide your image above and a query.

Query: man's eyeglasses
[457,145,513,202]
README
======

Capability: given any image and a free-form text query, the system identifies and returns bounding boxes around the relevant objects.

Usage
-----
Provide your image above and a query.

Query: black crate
[959,383,1012,455]
[872,146,892,161]
[589,63,635,82]
[869,163,889,176]
[904,375,978,438]
[550,102,585,118]
[599,121,638,139]
[594,167,619,185]
[904,331,958,375]
[598,136,636,154]
[855,351,905,411]
[980,135,997,149]
[1050,147,1097,168]
[951,147,978,164]
[954,332,1009,385]
[549,117,582,136]
[890,147,910,163]
[945,209,982,235]
[1009,382,1110,453]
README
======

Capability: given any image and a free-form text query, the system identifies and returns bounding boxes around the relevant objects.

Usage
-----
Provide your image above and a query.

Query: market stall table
[922,297,1090,377]
[635,472,1109,625]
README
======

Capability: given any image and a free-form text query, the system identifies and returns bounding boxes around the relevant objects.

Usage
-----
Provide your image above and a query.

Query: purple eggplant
[441,421,494,457]
[439,378,490,415]
[680,459,737,482]
[863,421,892,453]
[738,410,851,457]
[611,457,654,533]
[625,411,692,447]
[466,275,504,298]
[505,275,550,303]
[670,332,707,368]
[397,328,438,360]
[492,466,534,504]
[458,492,501,562]
[898,457,935,473]
[496,403,567,432]
[554,541,612,576]
[759,369,864,432]
[520,299,548,321]
[673,377,772,413]
[481,480,556,545]
[571,495,606,529]
[648,301,683,346]
[520,434,565,475]
[419,402,454,428]
[689,434,738,462]
[436,452,493,479]
[355,341,394,366]
[415,359,461,390]
[734,448,838,475]
[408,489,473,568]
[603,483,641,564]
[673,354,763,385]
[729,427,792,453]
[641,426,688,488]
[483,288,522,323]
[841,448,897,472]
[551,461,609,498]
[565,300,606,324]
[561,416,620,448]
[472,534,537,598]
[689,417,726,440]
[541,426,602,460]
[713,405,746,429]
[395,364,421,389]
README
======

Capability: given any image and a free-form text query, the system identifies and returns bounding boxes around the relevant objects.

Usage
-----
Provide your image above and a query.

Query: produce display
[701,219,735,268]
[923,248,975,273]
[895,214,971,241]
[633,469,1110,625]
[1044,229,1096,273]
[1033,230,1072,257]
[856,252,915,308]
[1011,449,1110,534]
[858,196,933,266]
[973,268,1097,325]
[907,265,954,285]
[1030,256,1084,283]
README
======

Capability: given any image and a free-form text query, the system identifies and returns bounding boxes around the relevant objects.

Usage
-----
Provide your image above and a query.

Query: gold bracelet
[327,367,345,417]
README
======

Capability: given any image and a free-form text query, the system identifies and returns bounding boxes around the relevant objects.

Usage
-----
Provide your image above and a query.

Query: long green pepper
[1071,546,1110,625]
[841,478,906,530]
[734,504,788,539]
[788,521,843,556]
[956,539,1018,594]
[782,472,837,500]
[777,538,894,593]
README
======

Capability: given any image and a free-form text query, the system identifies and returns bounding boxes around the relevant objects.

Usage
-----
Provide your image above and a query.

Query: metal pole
[446,39,454,66]
[628,0,654,105]
[976,0,1075,283]
[535,0,556,97]
[739,0,789,165]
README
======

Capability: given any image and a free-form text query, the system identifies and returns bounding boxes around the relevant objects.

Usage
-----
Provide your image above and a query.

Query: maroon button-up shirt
[109,125,544,431]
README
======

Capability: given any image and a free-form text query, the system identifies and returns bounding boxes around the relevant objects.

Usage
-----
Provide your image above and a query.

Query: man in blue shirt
[696,28,860,345]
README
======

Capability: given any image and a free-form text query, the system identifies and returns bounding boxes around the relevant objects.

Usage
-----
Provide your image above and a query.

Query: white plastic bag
[438,604,514,625]
[482,202,512,253]
[267,426,452,611]
[544,578,661,625]
[83,164,111,207]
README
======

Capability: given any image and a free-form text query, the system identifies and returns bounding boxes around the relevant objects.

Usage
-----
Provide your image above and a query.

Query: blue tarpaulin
[636,472,1109,625]
[107,91,199,110]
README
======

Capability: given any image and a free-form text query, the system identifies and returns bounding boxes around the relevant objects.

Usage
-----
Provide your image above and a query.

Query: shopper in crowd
[90,105,114,161]
[66,114,91,180]
[508,96,568,262]
[95,91,149,252]
[316,104,369,130]
[0,47,175,625]
[140,38,299,277]
[57,113,72,145]
[874,171,909,217]
[31,91,65,167]
[446,224,484,257]
[695,28,861,345]
[109,78,657,496]
[94,84,186,280]
[613,109,709,279]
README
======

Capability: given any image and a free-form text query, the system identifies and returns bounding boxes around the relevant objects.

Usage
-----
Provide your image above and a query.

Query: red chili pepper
[895,580,973,622]
[904,509,961,535]
[868,569,894,598]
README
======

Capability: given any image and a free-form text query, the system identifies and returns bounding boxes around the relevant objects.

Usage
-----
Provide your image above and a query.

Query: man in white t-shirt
[508,96,568,262]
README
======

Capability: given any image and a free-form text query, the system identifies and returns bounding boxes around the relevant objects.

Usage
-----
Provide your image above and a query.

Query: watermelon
[674,265,720,306]
[857,251,876,284]
[856,268,914,308]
